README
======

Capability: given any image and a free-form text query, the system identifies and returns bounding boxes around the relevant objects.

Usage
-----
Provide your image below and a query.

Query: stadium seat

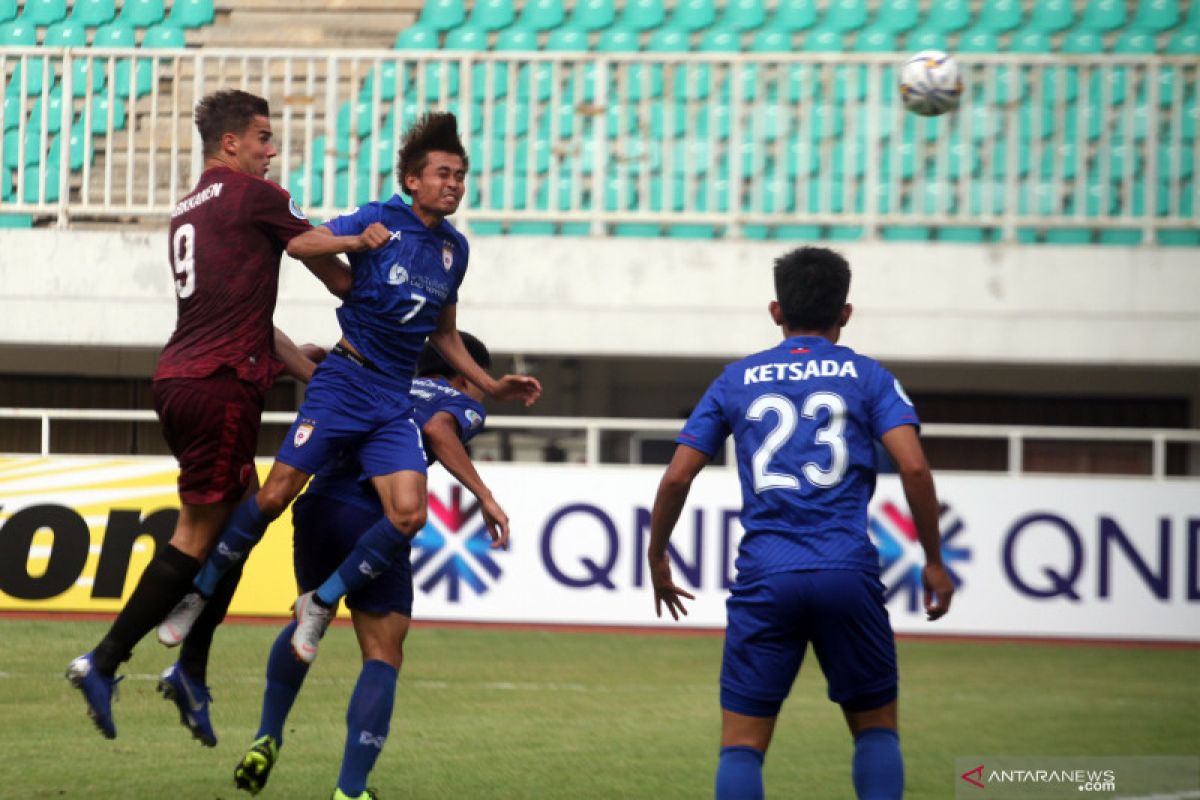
[666,0,716,32]
[1131,0,1178,33]
[516,0,565,33]
[2,128,43,168]
[870,0,917,33]
[1027,0,1073,33]
[764,0,816,33]
[69,0,115,27]
[973,0,1021,32]
[88,92,126,133]
[141,22,185,48]
[21,161,60,203]
[165,0,214,29]
[356,131,396,175]
[855,27,896,51]
[65,121,93,170]
[43,17,87,44]
[0,0,15,22]
[904,27,948,50]
[417,0,465,32]
[718,0,765,32]
[819,0,867,33]
[1039,142,1080,179]
[1158,144,1195,180]
[957,27,999,52]
[1159,31,1200,104]
[393,23,438,48]
[568,0,613,31]
[1,93,22,131]
[1077,0,1125,32]
[288,166,324,207]
[19,0,67,26]
[802,27,843,51]
[465,0,515,32]
[615,0,663,31]
[1,21,47,95]
[117,0,163,28]
[917,0,969,33]
[28,85,66,135]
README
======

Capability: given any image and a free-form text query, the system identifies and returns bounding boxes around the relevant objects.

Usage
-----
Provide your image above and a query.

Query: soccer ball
[898,50,963,117]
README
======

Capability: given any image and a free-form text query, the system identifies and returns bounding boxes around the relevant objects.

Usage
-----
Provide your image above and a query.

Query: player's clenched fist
[351,221,392,251]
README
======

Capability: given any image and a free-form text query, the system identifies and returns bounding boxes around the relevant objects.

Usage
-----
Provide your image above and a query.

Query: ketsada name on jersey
[743,360,860,384]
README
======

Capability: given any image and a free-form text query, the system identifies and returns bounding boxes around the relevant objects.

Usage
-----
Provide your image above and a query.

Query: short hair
[773,247,852,331]
[195,90,270,157]
[417,331,492,378]
[397,111,469,194]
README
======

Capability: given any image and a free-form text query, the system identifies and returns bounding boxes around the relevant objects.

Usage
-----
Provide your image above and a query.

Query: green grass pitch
[1,617,1197,799]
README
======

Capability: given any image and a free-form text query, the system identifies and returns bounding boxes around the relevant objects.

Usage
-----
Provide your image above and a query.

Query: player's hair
[417,331,492,378]
[773,247,852,332]
[397,111,469,195]
[194,90,271,157]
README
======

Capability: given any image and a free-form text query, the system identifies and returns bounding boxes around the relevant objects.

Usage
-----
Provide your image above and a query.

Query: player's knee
[385,504,426,536]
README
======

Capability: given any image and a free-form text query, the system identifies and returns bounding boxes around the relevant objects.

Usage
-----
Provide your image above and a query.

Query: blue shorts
[292,491,413,617]
[276,355,427,479]
[720,569,898,717]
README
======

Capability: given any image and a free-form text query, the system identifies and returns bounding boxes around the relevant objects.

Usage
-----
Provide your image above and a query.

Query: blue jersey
[325,195,469,383]
[303,377,487,511]
[678,335,920,581]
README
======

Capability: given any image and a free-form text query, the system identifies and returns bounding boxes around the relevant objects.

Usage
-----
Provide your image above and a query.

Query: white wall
[2,229,1199,367]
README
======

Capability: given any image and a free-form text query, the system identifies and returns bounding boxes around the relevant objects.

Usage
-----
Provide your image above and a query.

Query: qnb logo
[357,560,382,579]
[870,499,969,612]
[411,486,503,602]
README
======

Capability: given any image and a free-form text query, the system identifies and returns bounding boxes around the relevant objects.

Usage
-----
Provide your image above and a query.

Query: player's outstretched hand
[649,554,695,621]
[480,495,510,550]
[492,374,543,407]
[922,562,955,621]
[299,343,328,363]
[350,222,392,252]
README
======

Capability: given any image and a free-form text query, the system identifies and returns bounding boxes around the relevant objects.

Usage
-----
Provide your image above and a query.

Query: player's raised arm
[647,444,707,620]
[287,221,391,259]
[880,424,954,621]
[422,411,510,549]
[428,305,542,407]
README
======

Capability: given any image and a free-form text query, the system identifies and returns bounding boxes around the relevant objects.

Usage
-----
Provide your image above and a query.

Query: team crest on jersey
[465,409,483,429]
[293,421,315,447]
[387,263,409,285]
[442,241,454,271]
[288,198,306,220]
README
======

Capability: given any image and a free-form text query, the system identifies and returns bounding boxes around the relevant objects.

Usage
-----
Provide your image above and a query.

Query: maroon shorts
[153,372,265,505]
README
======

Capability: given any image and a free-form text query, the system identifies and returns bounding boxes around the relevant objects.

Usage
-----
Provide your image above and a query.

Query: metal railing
[2,406,1199,478]
[2,47,1197,241]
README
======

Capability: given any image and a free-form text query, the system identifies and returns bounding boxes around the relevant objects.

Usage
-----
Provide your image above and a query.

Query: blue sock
[255,622,309,747]
[195,496,270,597]
[315,516,405,606]
[715,745,764,800]
[337,659,398,796]
[852,728,903,800]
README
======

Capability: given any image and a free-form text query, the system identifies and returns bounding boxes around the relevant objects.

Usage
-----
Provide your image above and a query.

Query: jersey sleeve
[324,203,380,237]
[867,362,922,439]
[438,394,488,445]
[245,179,313,247]
[676,370,731,456]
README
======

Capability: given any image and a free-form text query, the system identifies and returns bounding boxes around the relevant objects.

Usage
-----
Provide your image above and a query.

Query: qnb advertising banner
[1,456,1198,641]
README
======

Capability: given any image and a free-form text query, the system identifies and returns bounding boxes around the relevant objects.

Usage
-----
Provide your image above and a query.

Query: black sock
[93,544,200,675]
[179,561,245,686]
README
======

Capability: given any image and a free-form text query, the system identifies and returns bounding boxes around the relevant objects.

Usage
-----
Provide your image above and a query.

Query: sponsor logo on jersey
[387,263,409,285]
[288,197,306,219]
[411,485,505,602]
[358,560,382,579]
[465,409,483,429]
[294,422,315,448]
[358,731,387,749]
[442,241,454,271]
[870,499,968,613]
[216,541,243,562]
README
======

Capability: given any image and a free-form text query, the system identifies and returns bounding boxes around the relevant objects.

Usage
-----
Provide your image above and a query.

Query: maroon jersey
[154,166,312,391]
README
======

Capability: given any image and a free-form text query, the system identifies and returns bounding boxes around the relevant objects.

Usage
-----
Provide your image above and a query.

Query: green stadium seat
[69,0,114,27]
[489,99,529,137]
[2,128,38,168]
[539,26,589,100]
[615,0,663,32]
[1028,0,1073,33]
[918,0,969,33]
[1039,142,1080,179]
[142,22,185,47]
[871,0,918,33]
[165,0,213,29]
[946,138,980,178]
[1158,145,1195,179]
[465,0,514,32]
[990,143,1031,179]
[881,225,932,241]
[1078,0,1125,32]
[93,18,136,44]
[117,0,163,28]
[288,166,323,207]
[802,26,843,52]
[355,131,397,175]
[43,17,86,43]
[20,0,67,26]
[358,62,399,103]
[1159,31,1200,105]
[28,85,66,134]
[88,92,126,132]
[1,21,47,95]
[516,0,565,32]
[567,0,614,31]
[1131,0,1178,33]
[718,0,765,32]
[0,0,15,22]
[820,0,867,33]
[904,27,948,50]
[855,27,896,51]
[393,23,438,48]
[1044,228,1093,244]
[974,0,1021,32]
[666,0,716,32]
[91,21,154,97]
[21,162,60,203]
[417,0,464,32]
[967,181,1006,215]
[765,0,816,32]
[957,27,998,52]
[336,99,375,145]
[2,93,22,131]
[1010,28,1051,53]
[0,16,34,42]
